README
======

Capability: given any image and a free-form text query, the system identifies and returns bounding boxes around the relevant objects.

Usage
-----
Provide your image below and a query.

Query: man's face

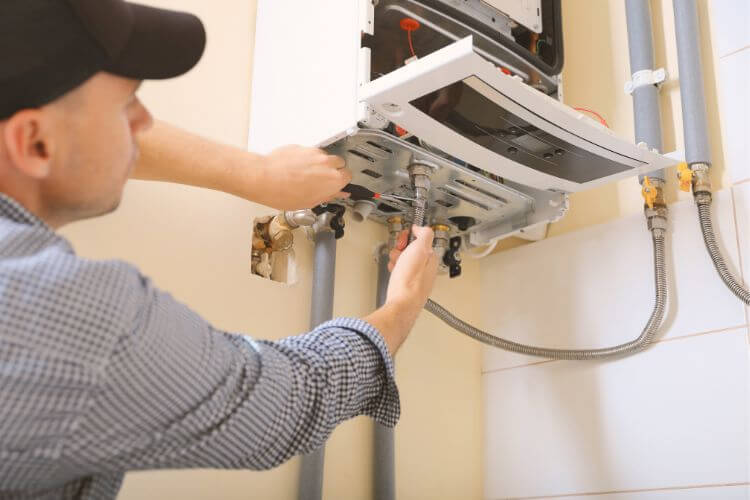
[41,72,153,222]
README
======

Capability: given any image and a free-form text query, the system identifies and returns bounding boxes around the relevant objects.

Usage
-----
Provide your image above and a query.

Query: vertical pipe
[373,246,395,500]
[672,0,712,166]
[298,230,337,500]
[625,0,665,181]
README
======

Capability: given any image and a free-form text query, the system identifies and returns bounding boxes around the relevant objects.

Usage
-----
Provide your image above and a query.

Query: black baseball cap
[0,0,207,119]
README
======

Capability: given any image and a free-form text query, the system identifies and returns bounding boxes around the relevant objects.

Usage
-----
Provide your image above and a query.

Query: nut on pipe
[691,163,712,201]
[269,215,294,252]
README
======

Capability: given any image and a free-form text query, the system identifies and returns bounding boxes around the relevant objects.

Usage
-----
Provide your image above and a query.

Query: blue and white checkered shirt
[0,194,399,499]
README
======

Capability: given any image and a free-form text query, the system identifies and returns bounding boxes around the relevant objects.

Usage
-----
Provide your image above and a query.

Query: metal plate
[325,129,567,245]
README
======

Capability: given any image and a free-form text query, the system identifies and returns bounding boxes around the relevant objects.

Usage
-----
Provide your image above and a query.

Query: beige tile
[483,329,749,499]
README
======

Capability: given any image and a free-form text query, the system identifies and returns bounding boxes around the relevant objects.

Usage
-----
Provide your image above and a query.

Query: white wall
[480,1,750,498]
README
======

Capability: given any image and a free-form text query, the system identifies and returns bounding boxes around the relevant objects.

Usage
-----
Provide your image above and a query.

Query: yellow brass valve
[677,162,693,192]
[642,176,657,209]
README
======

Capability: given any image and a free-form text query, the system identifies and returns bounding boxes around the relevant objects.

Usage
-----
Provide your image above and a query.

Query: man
[0,1,438,498]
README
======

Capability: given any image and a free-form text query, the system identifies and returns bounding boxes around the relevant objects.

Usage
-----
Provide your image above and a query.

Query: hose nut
[645,206,668,235]
[691,163,712,198]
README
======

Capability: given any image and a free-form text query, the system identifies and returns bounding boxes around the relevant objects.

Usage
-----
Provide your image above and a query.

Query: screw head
[382,103,401,113]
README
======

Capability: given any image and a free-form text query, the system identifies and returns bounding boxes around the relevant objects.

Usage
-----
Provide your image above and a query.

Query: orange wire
[407,29,416,58]
[573,107,610,128]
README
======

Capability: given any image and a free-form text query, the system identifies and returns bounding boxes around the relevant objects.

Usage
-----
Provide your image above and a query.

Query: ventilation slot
[453,179,508,205]
[348,150,375,163]
[365,141,393,155]
[438,187,491,211]
[361,168,382,179]
[378,203,402,213]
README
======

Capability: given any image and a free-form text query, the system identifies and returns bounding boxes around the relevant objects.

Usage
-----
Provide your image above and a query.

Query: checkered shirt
[0,194,400,499]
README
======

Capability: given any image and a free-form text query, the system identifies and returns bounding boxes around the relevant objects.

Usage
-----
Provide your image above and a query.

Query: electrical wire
[573,107,610,128]
[466,240,499,259]
[407,29,416,58]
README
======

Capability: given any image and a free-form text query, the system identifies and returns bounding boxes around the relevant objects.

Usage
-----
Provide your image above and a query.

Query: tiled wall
[480,3,749,498]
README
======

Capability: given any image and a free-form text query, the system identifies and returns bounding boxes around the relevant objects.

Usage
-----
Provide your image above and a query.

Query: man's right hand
[257,145,352,210]
[364,226,439,355]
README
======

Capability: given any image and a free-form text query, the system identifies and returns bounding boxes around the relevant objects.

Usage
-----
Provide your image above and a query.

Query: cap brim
[106,3,206,80]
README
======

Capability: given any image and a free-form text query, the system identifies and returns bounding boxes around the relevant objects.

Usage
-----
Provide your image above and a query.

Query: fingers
[311,149,346,170]
[396,229,409,250]
[388,247,401,273]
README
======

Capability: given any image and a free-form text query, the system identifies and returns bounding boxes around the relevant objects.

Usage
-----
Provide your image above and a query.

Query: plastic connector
[642,176,658,209]
[677,163,693,192]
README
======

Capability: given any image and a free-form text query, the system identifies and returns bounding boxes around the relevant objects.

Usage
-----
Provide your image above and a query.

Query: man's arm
[60,227,435,475]
[133,120,352,210]
[63,261,400,474]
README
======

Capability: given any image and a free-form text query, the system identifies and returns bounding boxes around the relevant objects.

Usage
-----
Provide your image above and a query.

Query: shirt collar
[0,193,49,228]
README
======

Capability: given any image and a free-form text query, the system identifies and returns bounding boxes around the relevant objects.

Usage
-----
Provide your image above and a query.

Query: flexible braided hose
[410,183,667,360]
[696,200,750,304]
[424,233,667,360]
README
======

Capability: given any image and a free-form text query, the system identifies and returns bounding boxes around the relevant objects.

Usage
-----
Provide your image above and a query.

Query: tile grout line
[492,481,750,500]
[720,44,750,59]
[481,325,748,375]
[493,482,750,500]
[729,185,750,338]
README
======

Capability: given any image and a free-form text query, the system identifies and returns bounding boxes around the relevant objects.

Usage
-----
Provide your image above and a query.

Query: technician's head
[0,0,206,228]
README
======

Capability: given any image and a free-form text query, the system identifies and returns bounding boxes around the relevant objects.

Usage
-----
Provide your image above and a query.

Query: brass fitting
[690,163,712,203]
[268,215,294,252]
[387,216,404,250]
[642,177,668,236]
[432,224,451,274]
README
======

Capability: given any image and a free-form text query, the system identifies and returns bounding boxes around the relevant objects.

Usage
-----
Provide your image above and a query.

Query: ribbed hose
[697,200,750,304]
[411,186,667,360]
[424,233,667,360]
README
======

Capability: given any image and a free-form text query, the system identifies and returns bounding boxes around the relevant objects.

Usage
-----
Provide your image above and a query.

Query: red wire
[407,29,416,58]
[573,107,610,128]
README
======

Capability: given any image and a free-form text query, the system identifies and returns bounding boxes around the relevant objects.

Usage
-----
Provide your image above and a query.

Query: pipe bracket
[625,68,667,94]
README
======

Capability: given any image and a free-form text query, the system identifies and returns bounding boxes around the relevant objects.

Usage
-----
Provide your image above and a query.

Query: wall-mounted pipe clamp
[624,68,667,94]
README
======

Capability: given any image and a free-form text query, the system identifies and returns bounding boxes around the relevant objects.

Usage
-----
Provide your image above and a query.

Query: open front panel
[362,37,677,192]
[324,129,567,245]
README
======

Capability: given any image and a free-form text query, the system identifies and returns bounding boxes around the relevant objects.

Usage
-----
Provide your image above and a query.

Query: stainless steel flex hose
[411,183,668,360]
[424,232,667,360]
[696,199,750,305]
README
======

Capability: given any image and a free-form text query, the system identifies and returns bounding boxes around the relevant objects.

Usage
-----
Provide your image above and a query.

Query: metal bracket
[624,68,667,94]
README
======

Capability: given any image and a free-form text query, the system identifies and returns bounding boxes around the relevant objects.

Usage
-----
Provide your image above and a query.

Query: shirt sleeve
[65,262,400,475]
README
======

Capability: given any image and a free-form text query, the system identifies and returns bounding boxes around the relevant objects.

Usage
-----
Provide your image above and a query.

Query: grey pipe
[298,230,337,500]
[373,246,395,500]
[673,0,711,165]
[625,0,665,181]
[672,1,749,305]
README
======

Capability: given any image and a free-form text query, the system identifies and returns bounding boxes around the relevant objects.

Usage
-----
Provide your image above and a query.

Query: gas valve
[443,236,463,278]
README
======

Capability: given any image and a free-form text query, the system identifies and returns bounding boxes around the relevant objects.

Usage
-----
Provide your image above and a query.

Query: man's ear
[2,109,55,179]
